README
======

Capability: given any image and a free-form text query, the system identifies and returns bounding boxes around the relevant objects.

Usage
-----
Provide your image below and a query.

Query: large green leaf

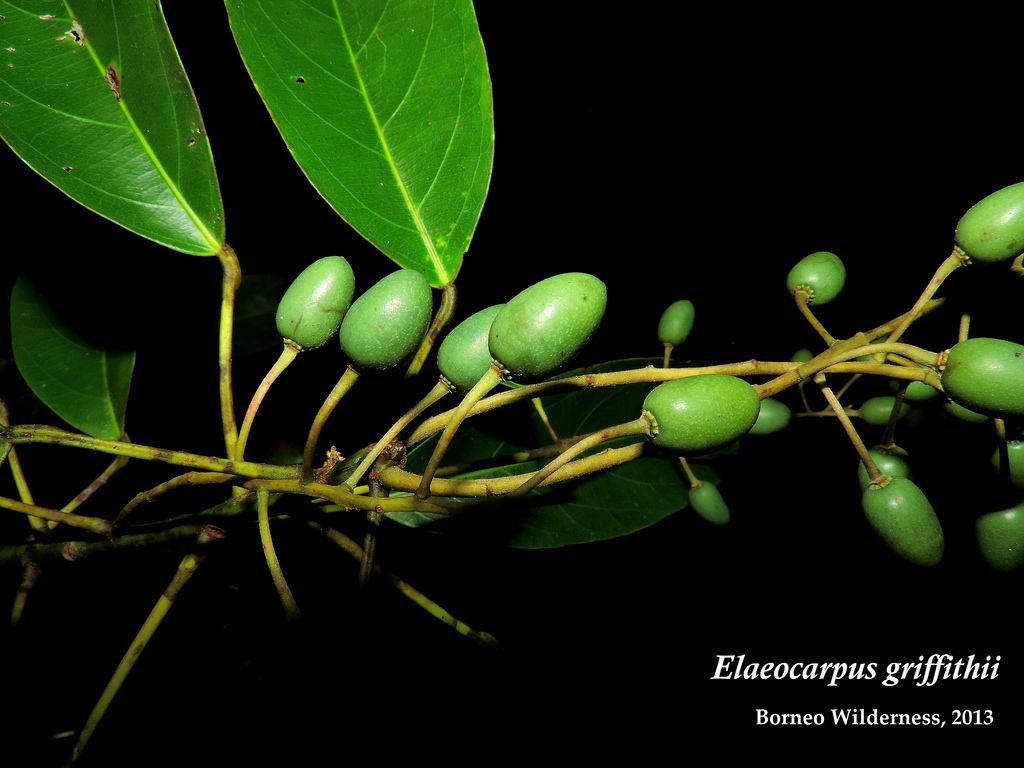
[0,1,224,255]
[10,272,134,440]
[392,359,727,548]
[225,0,494,287]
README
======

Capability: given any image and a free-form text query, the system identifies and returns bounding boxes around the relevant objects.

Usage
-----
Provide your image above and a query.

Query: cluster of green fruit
[267,182,1024,572]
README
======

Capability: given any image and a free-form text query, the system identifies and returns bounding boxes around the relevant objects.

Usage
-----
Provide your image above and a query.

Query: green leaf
[10,272,134,440]
[0,1,224,255]
[393,359,727,548]
[225,0,494,287]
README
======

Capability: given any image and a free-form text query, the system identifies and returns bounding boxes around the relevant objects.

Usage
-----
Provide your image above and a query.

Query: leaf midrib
[62,0,222,255]
[331,0,448,285]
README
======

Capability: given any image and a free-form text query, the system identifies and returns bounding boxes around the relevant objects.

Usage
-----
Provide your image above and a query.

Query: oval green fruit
[859,396,909,426]
[688,481,729,525]
[857,445,913,491]
[643,375,761,455]
[940,337,1024,418]
[785,251,846,306]
[889,379,939,402]
[990,441,1024,490]
[953,181,1024,263]
[338,269,433,373]
[976,500,1024,572]
[276,256,355,350]
[791,348,814,364]
[747,397,791,435]
[488,273,607,380]
[436,304,505,392]
[657,300,695,347]
[861,476,943,566]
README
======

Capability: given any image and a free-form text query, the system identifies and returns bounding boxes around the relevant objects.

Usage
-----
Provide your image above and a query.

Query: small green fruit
[990,441,1024,490]
[791,348,814,364]
[859,396,909,426]
[889,379,939,402]
[688,481,729,525]
[437,305,504,392]
[785,251,846,306]
[747,397,791,435]
[276,256,355,350]
[338,269,432,372]
[861,476,943,566]
[488,273,607,379]
[976,500,1024,572]
[954,182,1024,263]
[657,300,695,347]
[940,337,1024,418]
[643,375,761,455]
[942,399,989,424]
[857,446,913,491]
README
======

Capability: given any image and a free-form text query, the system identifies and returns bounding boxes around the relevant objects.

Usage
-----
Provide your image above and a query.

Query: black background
[2,4,1021,764]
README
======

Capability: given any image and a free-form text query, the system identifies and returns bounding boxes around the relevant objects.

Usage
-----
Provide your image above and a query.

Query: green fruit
[657,300,695,346]
[688,481,729,525]
[954,182,1024,263]
[990,441,1024,490]
[861,476,944,566]
[436,304,504,392]
[940,337,1024,418]
[275,256,355,350]
[643,375,761,455]
[889,379,939,402]
[791,348,814,364]
[942,399,989,424]
[488,273,607,379]
[859,396,909,426]
[747,397,791,435]
[976,500,1024,572]
[857,446,913,491]
[785,251,846,306]
[338,269,433,372]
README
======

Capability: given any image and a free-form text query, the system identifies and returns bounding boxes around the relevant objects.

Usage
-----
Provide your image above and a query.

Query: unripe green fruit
[976,500,1024,572]
[860,396,909,426]
[748,397,791,435]
[942,399,989,424]
[785,251,845,306]
[791,348,814,364]
[940,337,1024,418]
[276,256,355,350]
[857,446,913,491]
[954,181,1024,263]
[889,379,939,402]
[990,441,1024,490]
[688,482,729,525]
[657,300,695,346]
[338,269,432,372]
[861,477,943,566]
[488,273,606,380]
[437,305,504,393]
[643,375,761,455]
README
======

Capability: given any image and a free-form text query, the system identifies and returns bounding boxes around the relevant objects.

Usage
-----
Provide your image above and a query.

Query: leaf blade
[0,1,224,254]
[225,0,494,286]
[10,272,135,440]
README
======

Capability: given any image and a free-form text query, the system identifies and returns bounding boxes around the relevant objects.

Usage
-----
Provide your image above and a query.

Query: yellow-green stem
[415,364,503,500]
[343,378,451,490]
[68,527,222,765]
[885,250,964,346]
[302,366,362,483]
[815,374,881,483]
[217,245,242,460]
[236,344,300,461]
[508,417,652,498]
[406,282,457,379]
[257,488,300,621]
[794,290,835,345]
